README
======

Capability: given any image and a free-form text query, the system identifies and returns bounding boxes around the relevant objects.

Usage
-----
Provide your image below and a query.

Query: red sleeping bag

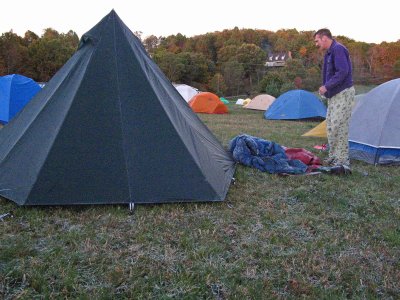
[284,148,321,171]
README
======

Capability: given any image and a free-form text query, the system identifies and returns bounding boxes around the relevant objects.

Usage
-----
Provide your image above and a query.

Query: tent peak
[78,9,123,49]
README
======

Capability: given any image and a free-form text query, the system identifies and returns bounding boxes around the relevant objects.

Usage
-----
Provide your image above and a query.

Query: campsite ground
[1,87,399,298]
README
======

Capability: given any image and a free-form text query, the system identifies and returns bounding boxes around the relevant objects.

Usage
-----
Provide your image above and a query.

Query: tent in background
[245,94,276,111]
[220,97,229,104]
[174,83,199,102]
[0,74,41,124]
[265,90,326,120]
[349,78,400,164]
[302,120,327,138]
[235,98,245,105]
[242,98,251,107]
[0,10,235,206]
[189,92,228,114]
[302,93,366,138]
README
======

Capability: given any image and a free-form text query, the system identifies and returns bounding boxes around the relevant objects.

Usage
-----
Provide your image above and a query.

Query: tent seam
[112,14,134,204]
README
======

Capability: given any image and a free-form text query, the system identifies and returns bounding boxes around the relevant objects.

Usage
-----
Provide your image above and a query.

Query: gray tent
[0,10,235,206]
[349,78,400,165]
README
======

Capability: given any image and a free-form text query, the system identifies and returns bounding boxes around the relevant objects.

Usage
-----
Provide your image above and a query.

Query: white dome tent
[174,84,199,102]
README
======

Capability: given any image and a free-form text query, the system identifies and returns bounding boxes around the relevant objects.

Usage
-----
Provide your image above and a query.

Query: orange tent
[189,92,228,114]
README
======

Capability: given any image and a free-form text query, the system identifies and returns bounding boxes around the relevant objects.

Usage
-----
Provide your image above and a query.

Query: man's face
[314,34,327,50]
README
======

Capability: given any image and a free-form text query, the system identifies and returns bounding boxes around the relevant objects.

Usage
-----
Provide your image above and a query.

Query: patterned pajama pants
[326,86,355,166]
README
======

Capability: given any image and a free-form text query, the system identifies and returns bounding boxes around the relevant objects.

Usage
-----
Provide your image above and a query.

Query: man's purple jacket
[323,39,353,98]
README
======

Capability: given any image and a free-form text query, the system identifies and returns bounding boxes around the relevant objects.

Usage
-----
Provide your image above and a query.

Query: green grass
[1,94,399,299]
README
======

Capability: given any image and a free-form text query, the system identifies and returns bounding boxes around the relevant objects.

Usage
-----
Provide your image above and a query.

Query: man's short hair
[314,28,332,39]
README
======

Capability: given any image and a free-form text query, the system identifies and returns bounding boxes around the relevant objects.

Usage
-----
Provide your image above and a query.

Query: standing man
[314,28,355,169]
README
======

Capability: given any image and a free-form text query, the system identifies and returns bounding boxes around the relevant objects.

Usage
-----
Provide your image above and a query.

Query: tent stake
[0,212,13,221]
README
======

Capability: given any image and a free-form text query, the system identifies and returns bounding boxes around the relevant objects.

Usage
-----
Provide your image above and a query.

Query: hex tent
[264,90,326,120]
[349,78,400,165]
[0,74,41,124]
[0,10,235,206]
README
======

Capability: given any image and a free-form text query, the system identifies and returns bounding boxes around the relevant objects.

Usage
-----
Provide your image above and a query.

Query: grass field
[1,92,399,299]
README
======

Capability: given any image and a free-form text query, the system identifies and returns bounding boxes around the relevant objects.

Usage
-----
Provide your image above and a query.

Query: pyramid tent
[245,94,276,111]
[349,78,400,165]
[302,94,365,138]
[264,89,326,120]
[189,92,228,114]
[0,74,41,124]
[173,83,199,102]
[0,10,235,206]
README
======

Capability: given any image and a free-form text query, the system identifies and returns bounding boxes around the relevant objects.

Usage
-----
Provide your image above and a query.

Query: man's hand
[318,86,327,96]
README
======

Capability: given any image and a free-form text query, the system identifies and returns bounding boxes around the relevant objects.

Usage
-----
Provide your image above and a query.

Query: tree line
[0,29,79,82]
[1,27,399,97]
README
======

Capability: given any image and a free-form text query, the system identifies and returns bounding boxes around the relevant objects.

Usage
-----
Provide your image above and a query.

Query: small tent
[302,120,327,138]
[245,94,276,111]
[174,84,199,102]
[220,97,229,104]
[189,92,228,114]
[0,74,41,124]
[264,89,326,120]
[235,98,245,105]
[242,98,252,107]
[0,10,235,206]
[349,78,400,164]
[302,94,365,138]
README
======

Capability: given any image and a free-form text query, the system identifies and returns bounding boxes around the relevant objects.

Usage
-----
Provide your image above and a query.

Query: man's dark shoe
[316,165,352,175]
[330,165,352,175]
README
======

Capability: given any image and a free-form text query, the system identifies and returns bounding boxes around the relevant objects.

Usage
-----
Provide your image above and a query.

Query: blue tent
[264,89,326,120]
[0,74,41,124]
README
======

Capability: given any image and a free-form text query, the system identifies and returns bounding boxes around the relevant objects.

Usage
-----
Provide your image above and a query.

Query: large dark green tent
[0,10,235,206]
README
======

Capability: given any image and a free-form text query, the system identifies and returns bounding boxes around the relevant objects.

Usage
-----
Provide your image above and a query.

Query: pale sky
[1,0,399,44]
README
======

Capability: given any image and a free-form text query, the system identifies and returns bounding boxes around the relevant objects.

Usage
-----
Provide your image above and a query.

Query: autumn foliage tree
[27,28,78,81]
[0,31,28,75]
[0,28,78,82]
[1,26,399,95]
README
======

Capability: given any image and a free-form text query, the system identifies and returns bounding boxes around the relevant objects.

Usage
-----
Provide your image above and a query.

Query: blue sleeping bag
[228,134,307,174]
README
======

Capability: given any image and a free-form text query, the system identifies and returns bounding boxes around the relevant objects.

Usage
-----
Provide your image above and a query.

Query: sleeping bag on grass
[228,134,307,174]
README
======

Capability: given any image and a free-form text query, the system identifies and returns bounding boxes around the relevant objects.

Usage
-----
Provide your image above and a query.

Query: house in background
[265,51,292,67]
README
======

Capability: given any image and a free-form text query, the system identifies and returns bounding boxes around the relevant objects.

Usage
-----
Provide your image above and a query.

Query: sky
[1,0,399,44]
